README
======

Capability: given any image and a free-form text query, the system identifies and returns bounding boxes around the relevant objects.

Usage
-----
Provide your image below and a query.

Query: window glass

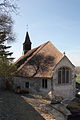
[25,82,29,88]
[58,70,62,84]
[42,79,44,88]
[42,79,47,88]
[62,67,65,83]
[45,79,47,88]
[66,70,69,83]
[58,67,71,84]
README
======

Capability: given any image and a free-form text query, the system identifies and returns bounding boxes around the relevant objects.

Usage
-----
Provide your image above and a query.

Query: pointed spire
[23,32,32,55]
[24,32,31,44]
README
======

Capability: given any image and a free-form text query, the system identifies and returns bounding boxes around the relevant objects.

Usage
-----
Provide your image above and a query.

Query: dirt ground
[0,90,45,120]
[21,93,56,120]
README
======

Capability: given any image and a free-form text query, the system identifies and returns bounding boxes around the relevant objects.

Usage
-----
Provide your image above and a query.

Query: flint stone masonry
[52,56,76,99]
[13,77,51,94]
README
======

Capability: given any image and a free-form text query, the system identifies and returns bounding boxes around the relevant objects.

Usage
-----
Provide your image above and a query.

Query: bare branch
[0,0,18,15]
[28,54,54,77]
[0,14,15,43]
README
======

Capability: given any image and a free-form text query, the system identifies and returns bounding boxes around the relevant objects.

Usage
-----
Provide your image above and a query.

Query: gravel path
[0,90,45,120]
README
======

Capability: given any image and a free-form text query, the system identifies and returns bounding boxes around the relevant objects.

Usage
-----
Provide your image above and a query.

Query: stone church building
[14,32,76,100]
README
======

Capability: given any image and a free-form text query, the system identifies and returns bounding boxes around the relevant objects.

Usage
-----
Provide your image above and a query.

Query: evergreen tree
[0,0,18,89]
[0,14,15,59]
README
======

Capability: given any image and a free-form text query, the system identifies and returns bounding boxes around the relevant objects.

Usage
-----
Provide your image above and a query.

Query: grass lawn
[76,74,80,83]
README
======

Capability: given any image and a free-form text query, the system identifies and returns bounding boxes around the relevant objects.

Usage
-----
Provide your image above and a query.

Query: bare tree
[0,0,18,57]
[0,0,18,14]
[28,53,54,77]
[0,14,15,43]
[0,0,18,89]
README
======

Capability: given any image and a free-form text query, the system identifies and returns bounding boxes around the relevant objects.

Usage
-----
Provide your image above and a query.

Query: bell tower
[23,32,32,54]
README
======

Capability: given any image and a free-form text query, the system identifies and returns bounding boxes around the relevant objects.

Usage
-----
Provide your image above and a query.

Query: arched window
[58,67,71,84]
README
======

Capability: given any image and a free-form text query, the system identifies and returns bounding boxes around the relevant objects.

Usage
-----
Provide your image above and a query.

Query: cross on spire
[26,24,29,31]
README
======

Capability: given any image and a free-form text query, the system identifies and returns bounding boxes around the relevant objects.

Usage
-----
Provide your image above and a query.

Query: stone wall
[52,56,76,99]
[13,77,51,96]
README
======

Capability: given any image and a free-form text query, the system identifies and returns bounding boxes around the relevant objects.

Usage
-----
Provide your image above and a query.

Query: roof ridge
[53,55,75,71]
[15,41,49,66]
[34,41,49,54]
[48,41,63,55]
[17,41,50,71]
[15,45,41,64]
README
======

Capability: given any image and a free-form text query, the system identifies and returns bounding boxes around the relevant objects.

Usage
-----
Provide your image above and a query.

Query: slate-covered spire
[23,32,32,54]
